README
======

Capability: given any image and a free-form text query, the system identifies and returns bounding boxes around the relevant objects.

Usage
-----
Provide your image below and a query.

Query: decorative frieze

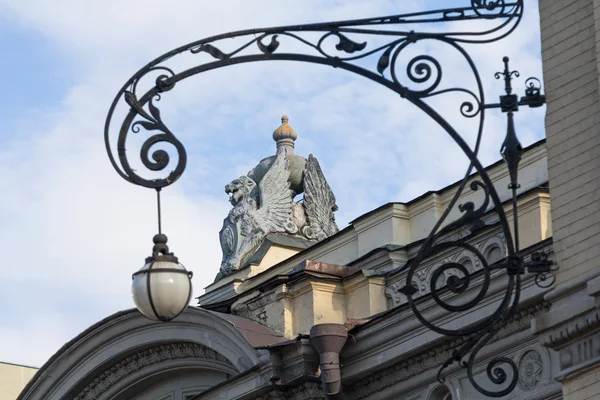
[73,343,233,400]
[231,288,287,333]
[285,381,323,400]
[256,381,323,400]
[385,232,507,308]
[349,302,549,399]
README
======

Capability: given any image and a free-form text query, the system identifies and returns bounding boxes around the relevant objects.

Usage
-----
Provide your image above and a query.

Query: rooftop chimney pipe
[309,323,348,399]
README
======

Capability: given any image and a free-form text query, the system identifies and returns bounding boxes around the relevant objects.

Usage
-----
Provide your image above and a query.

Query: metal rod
[511,186,520,253]
[156,188,162,235]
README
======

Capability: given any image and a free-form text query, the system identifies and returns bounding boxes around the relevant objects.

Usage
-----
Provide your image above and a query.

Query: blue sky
[0,0,544,367]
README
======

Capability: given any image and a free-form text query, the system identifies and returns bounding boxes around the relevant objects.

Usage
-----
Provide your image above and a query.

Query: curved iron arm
[104,0,523,188]
[104,0,553,396]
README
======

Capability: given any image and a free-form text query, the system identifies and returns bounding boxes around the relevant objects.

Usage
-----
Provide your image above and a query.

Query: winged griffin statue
[218,119,338,279]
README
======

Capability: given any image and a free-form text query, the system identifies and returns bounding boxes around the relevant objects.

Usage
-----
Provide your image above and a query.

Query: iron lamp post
[104,0,555,396]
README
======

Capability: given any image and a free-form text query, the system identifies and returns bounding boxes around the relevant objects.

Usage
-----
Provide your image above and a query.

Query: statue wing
[256,150,296,233]
[302,154,339,240]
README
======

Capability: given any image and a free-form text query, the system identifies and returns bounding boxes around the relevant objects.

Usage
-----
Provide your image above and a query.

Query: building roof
[349,138,547,225]
[0,361,38,370]
[207,310,287,347]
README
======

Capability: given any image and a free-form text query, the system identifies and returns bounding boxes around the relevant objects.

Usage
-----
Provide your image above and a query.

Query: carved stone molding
[232,289,279,317]
[492,302,551,343]
[518,350,543,391]
[255,390,286,400]
[533,273,600,380]
[73,343,234,400]
[348,302,549,399]
[231,288,287,334]
[285,381,324,400]
[256,381,324,400]
[538,308,600,349]
[554,322,600,380]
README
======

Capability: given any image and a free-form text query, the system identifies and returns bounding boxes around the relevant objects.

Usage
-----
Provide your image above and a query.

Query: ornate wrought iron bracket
[104,1,551,396]
[484,56,546,111]
[399,52,549,397]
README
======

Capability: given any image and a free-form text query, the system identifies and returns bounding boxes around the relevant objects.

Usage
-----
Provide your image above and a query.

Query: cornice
[344,275,387,295]
[533,271,600,349]
[353,204,410,232]
[310,280,344,294]
[437,147,547,209]
[542,311,600,349]
[349,246,408,273]
[408,193,444,219]
[343,274,369,293]
[505,190,549,217]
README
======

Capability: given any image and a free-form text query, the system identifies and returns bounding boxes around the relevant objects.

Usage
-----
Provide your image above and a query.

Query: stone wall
[536,1,600,399]
[0,363,37,400]
[541,0,600,286]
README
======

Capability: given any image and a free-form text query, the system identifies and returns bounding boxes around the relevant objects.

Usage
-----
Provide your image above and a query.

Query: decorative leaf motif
[191,44,228,60]
[132,121,161,132]
[377,46,394,74]
[124,90,136,108]
[334,33,367,54]
[148,100,161,122]
[257,35,280,54]
[124,90,154,122]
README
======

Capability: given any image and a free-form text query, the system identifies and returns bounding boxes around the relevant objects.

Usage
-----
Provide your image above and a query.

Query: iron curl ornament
[104,0,554,396]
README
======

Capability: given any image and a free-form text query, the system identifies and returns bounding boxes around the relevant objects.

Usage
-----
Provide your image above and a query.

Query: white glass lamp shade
[131,260,192,321]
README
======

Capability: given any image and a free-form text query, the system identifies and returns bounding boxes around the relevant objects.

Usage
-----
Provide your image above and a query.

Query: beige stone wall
[0,362,37,400]
[538,0,600,399]
[541,0,600,286]
[562,369,600,400]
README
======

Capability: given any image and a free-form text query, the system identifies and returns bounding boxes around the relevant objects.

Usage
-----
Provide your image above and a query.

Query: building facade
[0,363,37,400]
[17,121,559,399]
[530,1,600,400]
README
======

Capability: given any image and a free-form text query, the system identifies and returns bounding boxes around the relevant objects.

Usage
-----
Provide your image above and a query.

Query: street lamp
[131,233,193,322]
[104,0,554,396]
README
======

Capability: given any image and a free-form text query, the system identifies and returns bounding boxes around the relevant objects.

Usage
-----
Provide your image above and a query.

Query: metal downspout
[309,324,348,399]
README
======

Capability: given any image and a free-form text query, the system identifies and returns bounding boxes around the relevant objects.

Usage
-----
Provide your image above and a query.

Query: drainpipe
[309,324,348,399]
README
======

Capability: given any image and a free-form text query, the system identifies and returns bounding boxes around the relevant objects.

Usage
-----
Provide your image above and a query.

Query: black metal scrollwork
[107,66,186,189]
[104,1,551,397]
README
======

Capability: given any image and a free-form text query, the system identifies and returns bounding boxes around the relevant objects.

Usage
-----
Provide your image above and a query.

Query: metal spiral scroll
[103,1,532,397]
[107,67,185,189]
[400,178,520,396]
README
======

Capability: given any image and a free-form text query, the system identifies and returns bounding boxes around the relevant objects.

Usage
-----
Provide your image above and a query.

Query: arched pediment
[18,307,265,400]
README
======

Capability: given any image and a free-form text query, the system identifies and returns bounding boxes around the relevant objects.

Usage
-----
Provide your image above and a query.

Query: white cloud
[0,0,543,367]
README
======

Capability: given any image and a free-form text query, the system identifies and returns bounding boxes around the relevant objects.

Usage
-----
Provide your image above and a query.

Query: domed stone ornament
[248,115,306,195]
[217,116,339,279]
[517,350,543,391]
[272,115,298,142]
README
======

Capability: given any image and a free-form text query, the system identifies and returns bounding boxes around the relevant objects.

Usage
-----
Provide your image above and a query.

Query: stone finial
[273,115,298,143]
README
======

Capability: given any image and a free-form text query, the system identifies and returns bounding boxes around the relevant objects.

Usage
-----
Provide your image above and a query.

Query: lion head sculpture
[225,176,256,207]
